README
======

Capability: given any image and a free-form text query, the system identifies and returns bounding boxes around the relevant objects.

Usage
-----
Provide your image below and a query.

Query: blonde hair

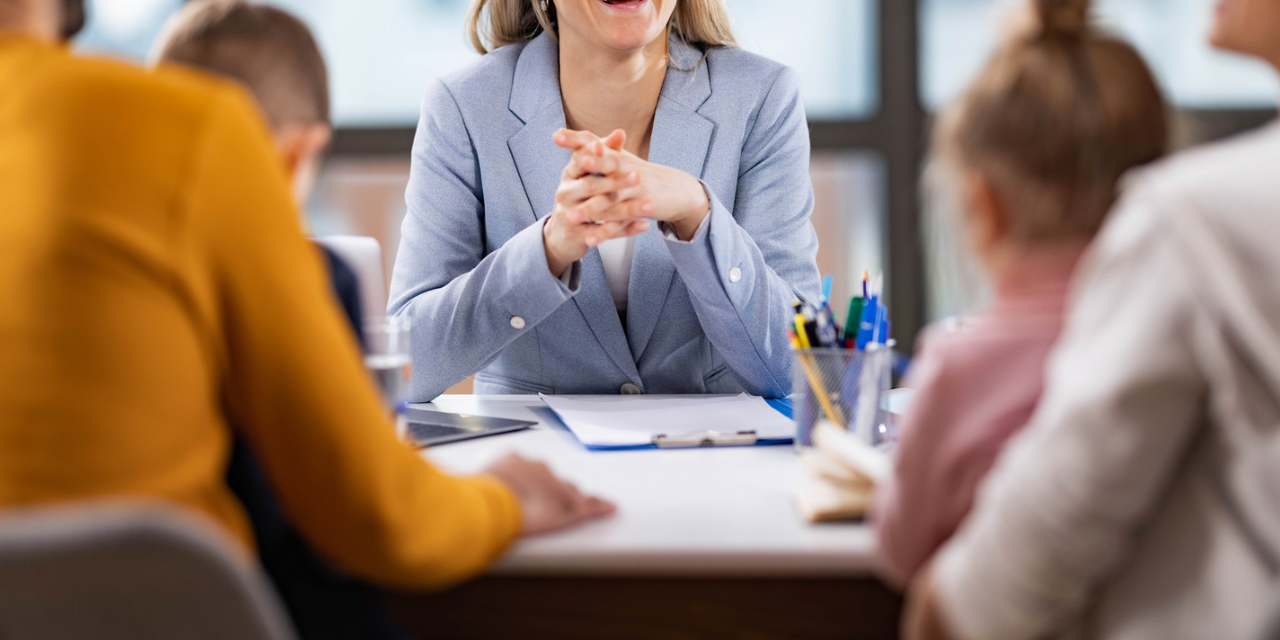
[153,0,330,130]
[938,0,1168,244]
[466,0,736,55]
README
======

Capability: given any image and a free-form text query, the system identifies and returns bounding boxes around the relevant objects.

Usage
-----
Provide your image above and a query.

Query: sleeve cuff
[557,259,582,289]
[467,473,523,552]
[660,208,712,245]
[500,219,581,319]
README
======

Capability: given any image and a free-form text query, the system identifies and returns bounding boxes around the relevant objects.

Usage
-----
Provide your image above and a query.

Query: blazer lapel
[508,33,568,223]
[506,33,641,383]
[627,37,715,361]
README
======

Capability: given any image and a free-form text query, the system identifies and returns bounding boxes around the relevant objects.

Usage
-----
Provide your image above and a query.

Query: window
[729,0,878,119]
[78,0,879,125]
[921,0,1280,110]
[75,0,183,61]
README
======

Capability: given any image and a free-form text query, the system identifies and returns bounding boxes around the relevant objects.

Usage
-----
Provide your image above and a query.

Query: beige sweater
[933,124,1280,640]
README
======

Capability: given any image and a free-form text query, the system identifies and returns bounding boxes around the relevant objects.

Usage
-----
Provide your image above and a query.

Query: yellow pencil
[798,352,845,427]
[793,314,811,349]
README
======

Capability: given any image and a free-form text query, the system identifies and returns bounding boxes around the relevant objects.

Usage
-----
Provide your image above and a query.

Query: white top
[558,216,712,312]
[933,125,1280,640]
[415,395,883,577]
[597,235,636,311]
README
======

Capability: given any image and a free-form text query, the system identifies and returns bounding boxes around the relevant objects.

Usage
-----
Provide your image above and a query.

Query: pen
[793,314,812,349]
[821,275,833,304]
[843,296,865,346]
[815,303,839,348]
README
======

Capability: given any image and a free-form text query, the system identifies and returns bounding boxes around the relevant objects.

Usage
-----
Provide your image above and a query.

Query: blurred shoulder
[1104,123,1280,254]
[40,50,254,130]
[1122,123,1280,211]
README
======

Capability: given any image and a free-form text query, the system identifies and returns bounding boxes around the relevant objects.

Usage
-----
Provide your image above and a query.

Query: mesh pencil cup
[792,343,895,449]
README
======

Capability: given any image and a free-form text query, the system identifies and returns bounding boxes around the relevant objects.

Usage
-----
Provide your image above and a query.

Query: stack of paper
[540,393,794,450]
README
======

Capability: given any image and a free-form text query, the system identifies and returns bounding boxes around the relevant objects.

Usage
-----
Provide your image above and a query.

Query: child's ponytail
[936,0,1167,244]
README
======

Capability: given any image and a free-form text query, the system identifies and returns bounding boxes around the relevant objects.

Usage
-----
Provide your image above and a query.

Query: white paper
[540,394,794,448]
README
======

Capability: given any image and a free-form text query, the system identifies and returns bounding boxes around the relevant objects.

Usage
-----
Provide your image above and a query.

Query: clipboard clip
[652,430,759,448]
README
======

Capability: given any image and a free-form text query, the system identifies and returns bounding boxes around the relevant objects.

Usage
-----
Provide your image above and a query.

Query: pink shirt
[873,245,1085,587]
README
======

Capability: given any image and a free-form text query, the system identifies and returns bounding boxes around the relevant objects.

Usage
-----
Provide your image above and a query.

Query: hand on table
[542,128,712,277]
[483,453,616,536]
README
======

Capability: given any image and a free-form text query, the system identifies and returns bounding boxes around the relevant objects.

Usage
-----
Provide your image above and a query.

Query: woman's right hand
[483,453,617,536]
[542,130,654,278]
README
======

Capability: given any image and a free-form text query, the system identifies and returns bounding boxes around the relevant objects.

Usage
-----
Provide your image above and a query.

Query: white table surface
[414,395,884,579]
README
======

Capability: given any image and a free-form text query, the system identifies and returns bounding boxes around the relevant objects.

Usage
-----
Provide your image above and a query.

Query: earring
[541,0,548,12]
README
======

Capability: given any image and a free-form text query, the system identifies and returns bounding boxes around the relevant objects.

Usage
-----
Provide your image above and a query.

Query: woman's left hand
[554,128,711,241]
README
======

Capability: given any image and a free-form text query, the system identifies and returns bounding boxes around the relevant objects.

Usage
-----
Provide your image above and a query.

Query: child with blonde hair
[874,0,1168,586]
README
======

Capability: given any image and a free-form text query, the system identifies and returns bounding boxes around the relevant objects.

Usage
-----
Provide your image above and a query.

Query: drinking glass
[364,316,411,417]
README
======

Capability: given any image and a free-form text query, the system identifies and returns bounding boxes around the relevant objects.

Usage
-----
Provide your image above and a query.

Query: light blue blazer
[389,32,821,401]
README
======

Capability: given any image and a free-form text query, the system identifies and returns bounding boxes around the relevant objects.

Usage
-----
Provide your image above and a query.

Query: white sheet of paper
[540,394,795,448]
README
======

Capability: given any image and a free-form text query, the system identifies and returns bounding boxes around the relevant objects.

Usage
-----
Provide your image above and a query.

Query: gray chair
[0,501,297,640]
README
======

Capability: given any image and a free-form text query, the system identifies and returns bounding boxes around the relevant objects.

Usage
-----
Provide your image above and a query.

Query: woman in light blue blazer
[389,0,821,401]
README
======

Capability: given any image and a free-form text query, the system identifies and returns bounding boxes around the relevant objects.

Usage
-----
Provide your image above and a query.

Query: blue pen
[856,273,883,350]
[855,300,877,350]
[871,302,888,345]
[821,275,833,304]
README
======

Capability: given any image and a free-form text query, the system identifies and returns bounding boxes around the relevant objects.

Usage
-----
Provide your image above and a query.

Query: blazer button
[620,382,643,395]
[729,267,742,283]
[510,316,526,330]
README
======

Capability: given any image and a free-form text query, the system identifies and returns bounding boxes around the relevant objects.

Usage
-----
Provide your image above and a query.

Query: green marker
[843,297,865,347]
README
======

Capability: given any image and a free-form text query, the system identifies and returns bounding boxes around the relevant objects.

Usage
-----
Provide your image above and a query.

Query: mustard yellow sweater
[0,36,519,590]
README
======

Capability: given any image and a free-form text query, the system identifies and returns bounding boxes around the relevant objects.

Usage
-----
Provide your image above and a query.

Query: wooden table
[389,396,902,639]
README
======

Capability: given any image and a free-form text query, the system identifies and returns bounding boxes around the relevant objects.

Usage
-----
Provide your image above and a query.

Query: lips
[601,0,647,8]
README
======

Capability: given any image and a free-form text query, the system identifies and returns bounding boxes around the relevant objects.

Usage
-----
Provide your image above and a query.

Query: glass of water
[364,316,411,417]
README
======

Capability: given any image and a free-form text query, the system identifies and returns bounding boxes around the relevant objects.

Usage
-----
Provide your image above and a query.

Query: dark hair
[938,0,1169,243]
[60,0,85,40]
[153,0,330,130]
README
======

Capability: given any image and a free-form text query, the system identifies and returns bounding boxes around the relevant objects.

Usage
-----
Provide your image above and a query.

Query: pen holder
[792,344,895,449]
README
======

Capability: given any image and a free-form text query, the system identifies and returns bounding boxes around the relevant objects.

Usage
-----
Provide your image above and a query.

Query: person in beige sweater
[906,0,1280,638]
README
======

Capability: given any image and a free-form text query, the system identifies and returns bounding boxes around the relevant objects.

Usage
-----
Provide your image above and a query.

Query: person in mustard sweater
[0,0,614,634]
[149,3,485,637]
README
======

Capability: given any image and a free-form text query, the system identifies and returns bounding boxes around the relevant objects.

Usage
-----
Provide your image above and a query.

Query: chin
[600,30,662,51]
[588,0,668,49]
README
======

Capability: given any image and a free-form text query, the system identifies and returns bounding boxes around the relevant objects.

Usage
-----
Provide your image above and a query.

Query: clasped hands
[542,128,712,278]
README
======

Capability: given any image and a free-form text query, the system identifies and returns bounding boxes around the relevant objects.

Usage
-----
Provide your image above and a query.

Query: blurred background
[77,0,1277,362]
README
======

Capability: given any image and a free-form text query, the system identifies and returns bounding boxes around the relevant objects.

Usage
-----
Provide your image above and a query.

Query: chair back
[313,235,387,322]
[0,502,296,640]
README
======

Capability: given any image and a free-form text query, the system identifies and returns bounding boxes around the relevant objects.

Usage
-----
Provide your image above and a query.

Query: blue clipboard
[542,396,795,452]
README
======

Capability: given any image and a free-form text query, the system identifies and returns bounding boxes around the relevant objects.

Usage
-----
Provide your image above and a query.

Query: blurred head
[466,0,734,55]
[0,0,81,40]
[152,0,331,204]
[1209,0,1280,67]
[935,0,1168,269]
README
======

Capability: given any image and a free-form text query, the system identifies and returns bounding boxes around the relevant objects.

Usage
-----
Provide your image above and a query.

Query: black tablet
[403,407,536,447]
